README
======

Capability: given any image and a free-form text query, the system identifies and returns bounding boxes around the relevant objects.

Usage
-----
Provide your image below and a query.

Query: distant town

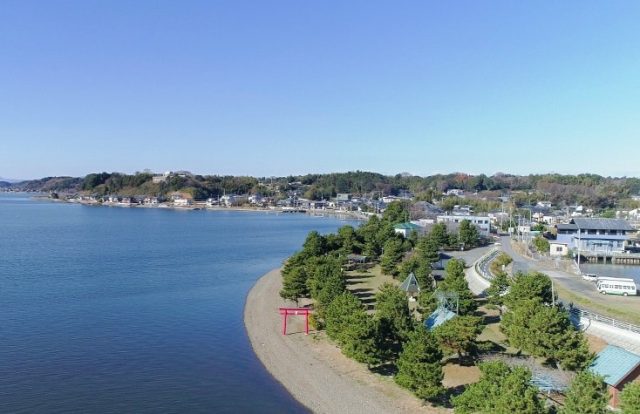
[3,170,640,258]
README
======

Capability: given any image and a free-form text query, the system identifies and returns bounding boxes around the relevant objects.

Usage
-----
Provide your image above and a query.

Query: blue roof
[589,345,640,386]
[424,308,457,330]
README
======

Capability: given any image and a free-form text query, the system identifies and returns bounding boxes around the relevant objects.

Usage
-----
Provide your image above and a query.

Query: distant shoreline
[28,194,368,221]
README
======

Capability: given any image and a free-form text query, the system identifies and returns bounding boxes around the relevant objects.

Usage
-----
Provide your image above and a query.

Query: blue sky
[1,1,639,179]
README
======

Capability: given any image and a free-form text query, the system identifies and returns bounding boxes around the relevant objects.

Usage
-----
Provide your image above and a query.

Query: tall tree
[395,328,444,401]
[506,271,555,307]
[438,259,477,315]
[501,299,593,371]
[325,292,382,367]
[416,235,440,264]
[561,371,608,414]
[433,315,483,363]
[280,266,308,304]
[382,201,410,225]
[429,223,449,249]
[458,219,480,249]
[621,382,640,414]
[486,271,510,310]
[301,230,327,257]
[381,237,404,276]
[375,283,414,356]
[452,361,545,414]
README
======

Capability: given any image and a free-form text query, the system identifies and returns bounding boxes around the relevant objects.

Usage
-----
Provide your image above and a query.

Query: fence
[569,307,640,335]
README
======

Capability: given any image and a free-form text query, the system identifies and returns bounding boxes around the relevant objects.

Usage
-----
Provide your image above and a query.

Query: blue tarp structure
[424,308,457,330]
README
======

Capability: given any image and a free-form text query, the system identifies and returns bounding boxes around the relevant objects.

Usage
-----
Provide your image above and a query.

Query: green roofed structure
[393,222,421,238]
[400,272,420,297]
[589,345,640,408]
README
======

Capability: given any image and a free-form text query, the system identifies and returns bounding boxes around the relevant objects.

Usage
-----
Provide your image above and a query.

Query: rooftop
[589,345,640,387]
[571,218,635,231]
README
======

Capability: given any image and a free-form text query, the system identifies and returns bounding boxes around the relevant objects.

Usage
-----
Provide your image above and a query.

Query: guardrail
[474,247,501,282]
[569,307,640,335]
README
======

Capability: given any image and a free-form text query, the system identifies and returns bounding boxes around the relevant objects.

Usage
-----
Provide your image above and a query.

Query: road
[498,235,640,323]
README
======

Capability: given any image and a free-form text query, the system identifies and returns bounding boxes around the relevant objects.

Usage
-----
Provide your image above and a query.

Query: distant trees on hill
[8,170,640,209]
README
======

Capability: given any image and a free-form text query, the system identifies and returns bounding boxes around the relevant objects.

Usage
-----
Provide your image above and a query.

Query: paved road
[498,236,640,314]
[458,237,640,353]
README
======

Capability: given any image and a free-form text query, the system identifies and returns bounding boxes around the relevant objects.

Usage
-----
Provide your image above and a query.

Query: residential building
[549,242,569,257]
[556,218,636,254]
[589,345,640,409]
[437,215,491,237]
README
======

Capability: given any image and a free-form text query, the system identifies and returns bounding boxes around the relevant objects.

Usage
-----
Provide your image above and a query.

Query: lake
[0,193,357,413]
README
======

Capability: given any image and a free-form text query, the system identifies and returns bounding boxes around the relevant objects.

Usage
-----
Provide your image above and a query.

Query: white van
[596,277,637,296]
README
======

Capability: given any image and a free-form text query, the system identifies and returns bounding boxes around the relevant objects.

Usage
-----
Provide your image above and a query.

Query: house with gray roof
[589,345,640,408]
[556,218,636,254]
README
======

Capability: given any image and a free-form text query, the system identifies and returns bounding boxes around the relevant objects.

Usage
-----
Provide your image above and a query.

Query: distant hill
[8,170,640,210]
[0,181,12,188]
[10,176,83,192]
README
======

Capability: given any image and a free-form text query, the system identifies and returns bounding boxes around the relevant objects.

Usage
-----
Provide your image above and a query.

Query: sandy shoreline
[244,268,446,414]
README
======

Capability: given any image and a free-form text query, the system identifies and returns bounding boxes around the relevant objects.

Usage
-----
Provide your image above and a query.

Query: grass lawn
[344,264,398,312]
[554,283,640,325]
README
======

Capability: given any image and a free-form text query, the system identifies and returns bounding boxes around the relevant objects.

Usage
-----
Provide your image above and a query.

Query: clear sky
[1,1,639,179]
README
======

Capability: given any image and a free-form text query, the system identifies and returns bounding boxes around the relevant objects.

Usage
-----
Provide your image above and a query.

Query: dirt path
[244,269,448,414]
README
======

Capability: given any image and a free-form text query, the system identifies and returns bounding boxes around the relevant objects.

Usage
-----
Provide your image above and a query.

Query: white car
[582,273,598,282]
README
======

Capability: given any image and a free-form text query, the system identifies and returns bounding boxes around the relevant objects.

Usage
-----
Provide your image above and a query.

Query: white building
[437,215,491,237]
[550,242,569,257]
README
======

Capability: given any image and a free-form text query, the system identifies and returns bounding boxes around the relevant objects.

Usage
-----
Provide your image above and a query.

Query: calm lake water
[0,193,356,413]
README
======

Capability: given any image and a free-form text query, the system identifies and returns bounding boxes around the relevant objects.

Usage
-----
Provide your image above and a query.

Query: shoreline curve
[243,268,445,414]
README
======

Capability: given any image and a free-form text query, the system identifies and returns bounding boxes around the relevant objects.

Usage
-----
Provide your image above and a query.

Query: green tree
[459,219,480,249]
[359,215,383,257]
[532,236,550,254]
[562,371,608,414]
[433,315,483,363]
[337,225,361,255]
[395,328,444,401]
[439,259,477,315]
[416,235,440,264]
[280,266,308,304]
[375,283,414,356]
[381,237,404,276]
[382,201,410,225]
[429,223,449,249]
[452,361,545,414]
[506,271,555,307]
[486,271,510,310]
[501,299,593,370]
[301,231,327,257]
[325,292,382,367]
[621,382,640,414]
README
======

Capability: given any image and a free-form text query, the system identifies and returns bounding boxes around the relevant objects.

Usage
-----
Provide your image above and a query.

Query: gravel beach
[244,268,446,414]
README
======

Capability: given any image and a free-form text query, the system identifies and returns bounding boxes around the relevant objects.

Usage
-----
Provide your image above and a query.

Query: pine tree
[458,219,480,249]
[621,382,640,414]
[381,237,404,276]
[279,266,308,304]
[375,283,414,357]
[438,258,477,315]
[486,270,509,310]
[433,315,483,363]
[324,292,382,367]
[562,371,608,414]
[395,328,444,401]
[429,222,449,249]
[452,361,545,414]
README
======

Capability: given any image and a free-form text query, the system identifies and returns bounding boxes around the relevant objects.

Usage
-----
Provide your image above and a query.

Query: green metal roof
[394,222,420,230]
[589,345,640,387]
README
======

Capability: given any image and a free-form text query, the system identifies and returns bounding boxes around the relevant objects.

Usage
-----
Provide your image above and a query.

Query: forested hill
[5,171,640,209]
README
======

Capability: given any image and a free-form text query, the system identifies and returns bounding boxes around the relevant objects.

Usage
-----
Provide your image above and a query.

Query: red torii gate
[278,307,311,335]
